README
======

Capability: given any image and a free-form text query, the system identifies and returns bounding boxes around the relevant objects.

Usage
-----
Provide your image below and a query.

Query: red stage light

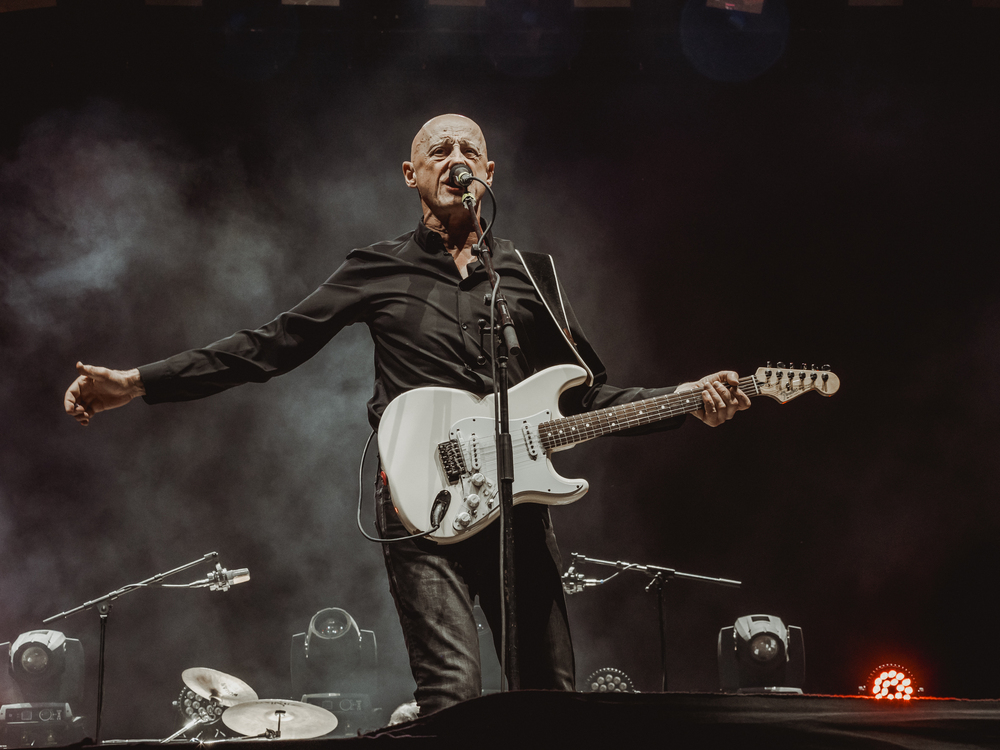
[863,664,919,701]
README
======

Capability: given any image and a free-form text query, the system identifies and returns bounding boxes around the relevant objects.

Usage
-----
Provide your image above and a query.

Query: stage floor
[85,691,1000,750]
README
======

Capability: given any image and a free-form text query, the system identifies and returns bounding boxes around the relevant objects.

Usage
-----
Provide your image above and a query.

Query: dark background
[1,0,998,739]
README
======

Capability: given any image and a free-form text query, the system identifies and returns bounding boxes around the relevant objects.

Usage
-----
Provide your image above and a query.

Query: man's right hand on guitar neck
[677,370,750,427]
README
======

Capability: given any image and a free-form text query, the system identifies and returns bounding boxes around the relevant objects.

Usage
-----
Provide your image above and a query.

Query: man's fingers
[737,389,752,409]
[77,362,111,380]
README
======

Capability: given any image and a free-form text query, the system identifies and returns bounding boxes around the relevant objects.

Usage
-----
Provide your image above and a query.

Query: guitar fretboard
[537,376,761,450]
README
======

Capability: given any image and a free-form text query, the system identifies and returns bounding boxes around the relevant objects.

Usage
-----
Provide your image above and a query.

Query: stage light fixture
[2,631,84,706]
[290,608,379,736]
[584,668,636,693]
[718,614,804,693]
[1,631,86,747]
[861,664,920,701]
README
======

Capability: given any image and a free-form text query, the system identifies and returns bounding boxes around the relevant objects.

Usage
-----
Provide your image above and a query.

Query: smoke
[0,94,431,735]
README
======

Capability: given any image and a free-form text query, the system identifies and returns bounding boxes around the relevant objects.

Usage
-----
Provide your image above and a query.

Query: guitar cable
[355,429,443,544]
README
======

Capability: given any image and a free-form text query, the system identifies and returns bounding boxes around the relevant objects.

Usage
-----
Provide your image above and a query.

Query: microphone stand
[462,188,521,691]
[43,551,221,743]
[564,552,741,692]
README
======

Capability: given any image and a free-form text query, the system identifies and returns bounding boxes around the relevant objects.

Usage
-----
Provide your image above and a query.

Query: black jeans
[375,472,576,715]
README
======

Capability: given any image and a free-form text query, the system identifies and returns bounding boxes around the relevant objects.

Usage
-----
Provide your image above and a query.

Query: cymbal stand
[43,551,222,743]
[161,716,204,743]
[563,552,741,691]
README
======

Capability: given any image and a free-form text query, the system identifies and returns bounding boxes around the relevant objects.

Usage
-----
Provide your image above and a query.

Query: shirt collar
[413,218,496,257]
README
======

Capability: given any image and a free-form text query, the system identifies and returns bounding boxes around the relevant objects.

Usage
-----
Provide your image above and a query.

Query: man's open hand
[64,362,145,426]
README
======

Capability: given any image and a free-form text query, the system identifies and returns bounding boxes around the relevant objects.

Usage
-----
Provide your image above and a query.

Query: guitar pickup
[437,439,467,483]
[521,421,540,458]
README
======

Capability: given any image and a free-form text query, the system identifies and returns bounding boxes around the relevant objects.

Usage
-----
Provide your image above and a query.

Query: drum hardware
[221,699,338,740]
[161,669,258,743]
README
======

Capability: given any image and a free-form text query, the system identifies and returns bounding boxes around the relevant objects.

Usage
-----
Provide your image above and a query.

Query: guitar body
[378,364,592,544]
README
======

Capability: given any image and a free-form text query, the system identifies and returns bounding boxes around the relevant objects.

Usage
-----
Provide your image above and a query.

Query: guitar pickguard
[378,364,592,543]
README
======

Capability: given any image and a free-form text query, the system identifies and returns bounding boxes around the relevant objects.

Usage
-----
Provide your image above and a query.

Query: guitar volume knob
[454,512,472,529]
[465,494,480,510]
[471,473,486,487]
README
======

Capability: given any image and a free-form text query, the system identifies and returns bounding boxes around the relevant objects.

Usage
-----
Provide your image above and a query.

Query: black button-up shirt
[139,221,684,435]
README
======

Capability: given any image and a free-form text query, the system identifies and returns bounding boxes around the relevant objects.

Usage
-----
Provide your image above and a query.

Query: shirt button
[462,323,468,330]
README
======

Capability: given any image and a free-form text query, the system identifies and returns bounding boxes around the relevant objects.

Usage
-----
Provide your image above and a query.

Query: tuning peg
[821,364,831,371]
[776,361,785,369]
[810,363,816,371]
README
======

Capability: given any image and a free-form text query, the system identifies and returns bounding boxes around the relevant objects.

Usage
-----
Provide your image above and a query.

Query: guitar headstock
[752,362,840,404]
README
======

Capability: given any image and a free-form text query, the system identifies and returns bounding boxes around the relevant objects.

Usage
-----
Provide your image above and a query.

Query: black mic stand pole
[462,189,520,691]
[43,551,221,743]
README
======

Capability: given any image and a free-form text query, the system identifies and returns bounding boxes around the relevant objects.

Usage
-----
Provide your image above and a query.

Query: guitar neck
[537,376,761,450]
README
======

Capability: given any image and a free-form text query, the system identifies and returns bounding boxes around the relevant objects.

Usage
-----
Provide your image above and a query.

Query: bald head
[410,114,489,163]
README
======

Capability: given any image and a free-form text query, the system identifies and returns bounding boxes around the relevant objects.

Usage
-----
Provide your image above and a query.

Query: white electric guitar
[378,362,840,544]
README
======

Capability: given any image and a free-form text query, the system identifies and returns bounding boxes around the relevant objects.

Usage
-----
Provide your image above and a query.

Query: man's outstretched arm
[63,362,146,426]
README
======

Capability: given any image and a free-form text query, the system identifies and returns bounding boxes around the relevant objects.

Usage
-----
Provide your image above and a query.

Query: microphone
[561,568,600,595]
[449,163,474,189]
[209,565,250,592]
[186,563,251,591]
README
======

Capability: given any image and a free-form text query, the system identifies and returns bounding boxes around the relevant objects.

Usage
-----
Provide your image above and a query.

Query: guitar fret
[538,378,759,451]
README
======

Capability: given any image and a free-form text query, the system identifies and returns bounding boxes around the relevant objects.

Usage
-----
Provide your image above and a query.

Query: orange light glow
[865,663,919,702]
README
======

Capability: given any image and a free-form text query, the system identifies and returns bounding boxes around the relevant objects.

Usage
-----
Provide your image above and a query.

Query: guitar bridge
[438,439,467,483]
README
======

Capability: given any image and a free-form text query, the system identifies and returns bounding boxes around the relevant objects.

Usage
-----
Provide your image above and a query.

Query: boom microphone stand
[562,553,741,691]
[462,185,521,691]
[43,551,228,742]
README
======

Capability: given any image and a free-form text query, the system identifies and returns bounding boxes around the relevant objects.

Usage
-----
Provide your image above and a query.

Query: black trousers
[375,473,576,715]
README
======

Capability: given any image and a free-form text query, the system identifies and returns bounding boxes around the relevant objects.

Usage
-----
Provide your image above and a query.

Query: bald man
[64,114,748,716]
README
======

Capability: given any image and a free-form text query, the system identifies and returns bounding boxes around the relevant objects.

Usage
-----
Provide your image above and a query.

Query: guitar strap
[514,249,595,386]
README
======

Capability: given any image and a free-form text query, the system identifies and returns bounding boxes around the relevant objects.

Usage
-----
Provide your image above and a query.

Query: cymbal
[181,668,259,707]
[222,699,338,739]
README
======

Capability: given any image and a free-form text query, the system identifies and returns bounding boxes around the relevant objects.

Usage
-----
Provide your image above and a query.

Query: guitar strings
[454,370,819,485]
[465,377,760,469]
